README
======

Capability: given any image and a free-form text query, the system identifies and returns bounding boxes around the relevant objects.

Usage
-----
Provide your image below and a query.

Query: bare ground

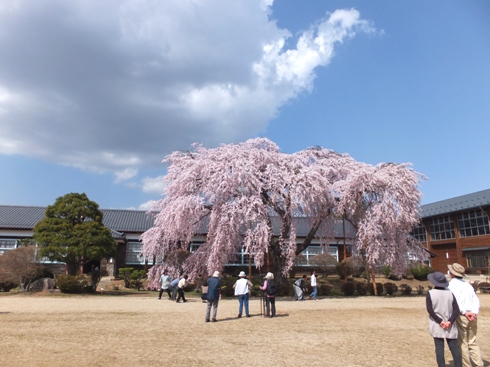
[1,290,489,367]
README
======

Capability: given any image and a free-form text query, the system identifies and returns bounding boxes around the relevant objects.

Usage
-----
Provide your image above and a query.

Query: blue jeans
[238,293,249,316]
[310,286,317,300]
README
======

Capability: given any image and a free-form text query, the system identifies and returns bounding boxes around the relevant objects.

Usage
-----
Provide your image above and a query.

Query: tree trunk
[370,265,377,296]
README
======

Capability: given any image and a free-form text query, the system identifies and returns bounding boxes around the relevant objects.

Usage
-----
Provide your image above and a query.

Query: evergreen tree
[34,193,115,275]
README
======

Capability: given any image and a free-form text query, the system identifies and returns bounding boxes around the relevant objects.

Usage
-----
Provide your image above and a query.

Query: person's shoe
[158,298,161,300]
[183,300,188,303]
[176,301,180,303]
[205,319,210,322]
[237,314,242,318]
[246,315,250,318]
[211,319,217,322]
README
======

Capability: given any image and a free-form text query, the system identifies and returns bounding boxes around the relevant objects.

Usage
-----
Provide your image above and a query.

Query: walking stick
[259,290,263,317]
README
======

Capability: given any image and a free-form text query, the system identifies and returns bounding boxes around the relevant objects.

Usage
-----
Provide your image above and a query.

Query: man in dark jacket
[205,271,222,322]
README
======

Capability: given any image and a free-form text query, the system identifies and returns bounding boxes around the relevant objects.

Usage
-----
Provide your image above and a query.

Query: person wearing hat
[259,272,276,318]
[205,271,222,322]
[447,263,484,367]
[233,271,253,318]
[426,271,462,367]
[176,275,189,303]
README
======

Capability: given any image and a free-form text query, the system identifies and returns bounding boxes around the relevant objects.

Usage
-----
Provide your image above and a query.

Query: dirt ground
[1,290,489,367]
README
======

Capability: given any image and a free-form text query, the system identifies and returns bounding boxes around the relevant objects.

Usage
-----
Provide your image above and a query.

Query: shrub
[381,266,401,280]
[341,281,356,296]
[384,282,398,296]
[399,284,412,296]
[118,267,135,288]
[56,274,91,294]
[478,282,490,290]
[318,283,332,296]
[356,282,368,296]
[478,282,490,293]
[409,262,433,281]
[335,256,365,279]
[219,276,237,297]
[130,270,147,291]
[381,265,391,277]
[0,280,17,292]
[416,285,424,295]
[309,252,338,276]
[368,282,384,296]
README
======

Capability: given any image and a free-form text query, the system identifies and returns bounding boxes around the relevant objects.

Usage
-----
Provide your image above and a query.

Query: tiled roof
[100,209,157,233]
[0,205,353,239]
[0,206,46,229]
[420,189,490,218]
[0,205,157,233]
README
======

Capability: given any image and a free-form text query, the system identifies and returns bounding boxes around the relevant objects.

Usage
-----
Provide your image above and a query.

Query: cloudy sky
[1,0,489,210]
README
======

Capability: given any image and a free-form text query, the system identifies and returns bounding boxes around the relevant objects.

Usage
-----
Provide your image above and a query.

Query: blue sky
[1,0,489,210]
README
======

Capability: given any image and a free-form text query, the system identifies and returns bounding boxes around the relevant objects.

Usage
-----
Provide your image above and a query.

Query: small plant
[356,282,368,296]
[335,256,365,279]
[319,283,332,296]
[0,280,17,292]
[416,285,424,295]
[56,274,92,294]
[399,284,412,296]
[118,267,135,288]
[368,282,384,296]
[341,281,356,296]
[478,282,490,293]
[409,262,433,281]
[384,282,398,296]
[130,270,147,291]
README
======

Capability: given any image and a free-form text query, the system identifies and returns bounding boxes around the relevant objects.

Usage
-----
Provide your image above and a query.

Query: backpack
[266,280,277,296]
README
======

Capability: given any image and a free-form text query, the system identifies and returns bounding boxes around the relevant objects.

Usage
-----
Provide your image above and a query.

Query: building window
[0,239,18,255]
[465,250,490,269]
[458,209,490,237]
[411,224,427,242]
[126,242,154,265]
[429,216,455,240]
[188,243,339,266]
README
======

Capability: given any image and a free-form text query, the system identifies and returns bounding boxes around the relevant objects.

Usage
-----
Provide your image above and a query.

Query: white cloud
[114,168,139,183]
[141,175,166,194]
[0,0,373,182]
[137,200,158,211]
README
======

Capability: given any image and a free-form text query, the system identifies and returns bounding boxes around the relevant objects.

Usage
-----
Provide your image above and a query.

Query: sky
[0,0,489,211]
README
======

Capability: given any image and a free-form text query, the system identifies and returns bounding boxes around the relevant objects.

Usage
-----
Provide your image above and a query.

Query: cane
[259,290,263,317]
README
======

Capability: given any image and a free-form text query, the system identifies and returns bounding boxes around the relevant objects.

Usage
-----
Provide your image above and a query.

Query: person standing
[158,271,172,300]
[169,276,180,300]
[448,263,484,367]
[233,271,252,318]
[260,272,276,318]
[426,271,462,367]
[176,275,188,303]
[309,270,318,301]
[205,271,222,322]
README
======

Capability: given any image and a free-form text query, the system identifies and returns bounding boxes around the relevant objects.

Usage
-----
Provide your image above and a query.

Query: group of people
[159,262,484,367]
[158,272,189,303]
[158,269,279,321]
[293,270,317,301]
[426,262,484,367]
[205,270,277,321]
